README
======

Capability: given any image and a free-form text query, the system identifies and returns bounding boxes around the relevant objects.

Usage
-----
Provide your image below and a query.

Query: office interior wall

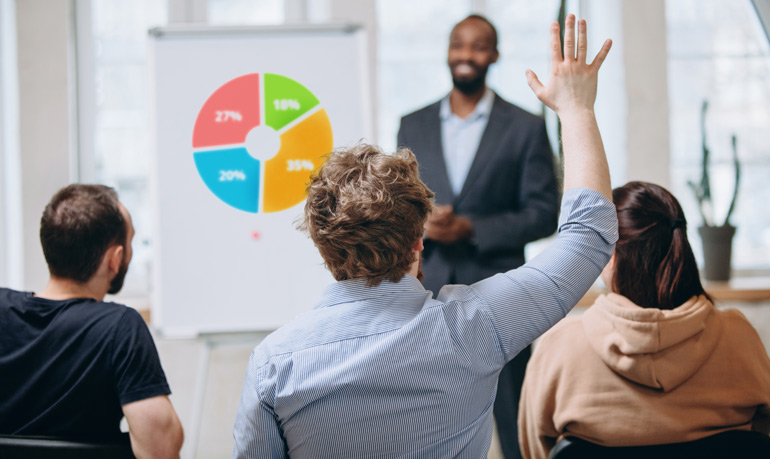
[0,0,23,289]
[621,0,670,187]
[15,0,76,292]
[583,0,670,189]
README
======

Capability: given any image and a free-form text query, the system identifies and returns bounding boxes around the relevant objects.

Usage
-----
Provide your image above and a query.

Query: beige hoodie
[518,293,770,459]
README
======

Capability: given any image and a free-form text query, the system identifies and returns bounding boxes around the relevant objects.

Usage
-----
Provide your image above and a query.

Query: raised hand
[525,14,613,200]
[525,14,611,116]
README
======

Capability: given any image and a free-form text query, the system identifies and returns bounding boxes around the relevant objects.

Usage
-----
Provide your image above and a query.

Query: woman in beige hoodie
[518,181,770,459]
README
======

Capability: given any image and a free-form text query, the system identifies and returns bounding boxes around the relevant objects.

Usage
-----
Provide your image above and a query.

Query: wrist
[556,105,595,122]
[458,216,474,240]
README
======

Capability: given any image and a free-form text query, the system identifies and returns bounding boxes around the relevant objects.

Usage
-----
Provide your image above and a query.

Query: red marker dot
[251,231,260,240]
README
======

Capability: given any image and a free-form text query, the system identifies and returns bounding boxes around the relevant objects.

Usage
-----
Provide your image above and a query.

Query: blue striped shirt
[233,188,617,458]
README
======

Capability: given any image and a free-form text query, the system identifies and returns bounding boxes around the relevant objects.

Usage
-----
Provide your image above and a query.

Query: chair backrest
[548,429,770,459]
[0,433,134,459]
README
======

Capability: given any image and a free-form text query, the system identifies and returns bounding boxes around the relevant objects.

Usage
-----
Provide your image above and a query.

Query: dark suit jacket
[397,93,559,295]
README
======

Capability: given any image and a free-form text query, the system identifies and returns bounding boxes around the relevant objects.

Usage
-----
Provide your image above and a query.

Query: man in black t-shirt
[0,184,183,458]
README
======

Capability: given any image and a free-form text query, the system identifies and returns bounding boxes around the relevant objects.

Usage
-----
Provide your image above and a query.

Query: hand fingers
[576,18,587,63]
[590,39,613,69]
[563,14,576,60]
[526,70,544,98]
[549,21,562,65]
[429,205,444,216]
[427,213,444,225]
[429,206,452,224]
[424,224,446,242]
[432,205,450,217]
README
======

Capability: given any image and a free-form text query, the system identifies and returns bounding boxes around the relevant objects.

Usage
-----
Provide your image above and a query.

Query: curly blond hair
[301,144,434,286]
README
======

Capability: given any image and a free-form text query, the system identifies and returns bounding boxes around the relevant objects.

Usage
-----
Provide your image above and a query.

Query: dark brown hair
[612,181,710,309]
[301,144,434,287]
[40,184,127,283]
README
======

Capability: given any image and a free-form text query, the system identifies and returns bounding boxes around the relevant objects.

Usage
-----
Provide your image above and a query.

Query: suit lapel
[455,95,505,206]
[422,104,455,205]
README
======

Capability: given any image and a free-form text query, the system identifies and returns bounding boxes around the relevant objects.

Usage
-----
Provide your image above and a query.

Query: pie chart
[192,73,333,213]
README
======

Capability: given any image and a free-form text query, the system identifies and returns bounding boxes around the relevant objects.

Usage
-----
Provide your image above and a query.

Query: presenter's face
[448,19,498,93]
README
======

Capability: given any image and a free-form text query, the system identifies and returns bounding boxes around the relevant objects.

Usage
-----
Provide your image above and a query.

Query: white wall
[0,0,23,289]
[622,0,670,187]
[15,0,76,291]
[583,0,670,189]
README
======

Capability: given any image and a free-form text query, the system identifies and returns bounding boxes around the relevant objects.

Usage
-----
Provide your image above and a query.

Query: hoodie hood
[582,293,720,391]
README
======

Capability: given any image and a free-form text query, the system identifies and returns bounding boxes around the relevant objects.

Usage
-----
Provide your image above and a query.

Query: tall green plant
[687,100,741,227]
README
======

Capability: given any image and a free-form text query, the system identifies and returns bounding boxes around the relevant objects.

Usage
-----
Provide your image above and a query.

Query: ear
[105,245,124,274]
[412,238,424,252]
[491,50,499,64]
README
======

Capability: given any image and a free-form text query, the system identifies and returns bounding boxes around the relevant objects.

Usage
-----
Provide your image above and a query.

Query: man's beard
[108,255,129,295]
[451,64,489,95]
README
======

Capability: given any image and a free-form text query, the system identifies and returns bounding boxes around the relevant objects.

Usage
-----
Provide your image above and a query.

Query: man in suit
[397,14,560,459]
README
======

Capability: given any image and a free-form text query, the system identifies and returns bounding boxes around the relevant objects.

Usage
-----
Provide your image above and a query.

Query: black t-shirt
[0,287,171,437]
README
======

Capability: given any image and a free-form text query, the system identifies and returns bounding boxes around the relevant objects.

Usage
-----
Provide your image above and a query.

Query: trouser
[493,344,532,459]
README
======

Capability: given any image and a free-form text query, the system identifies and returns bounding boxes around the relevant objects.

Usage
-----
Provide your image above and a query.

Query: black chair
[0,433,134,459]
[548,429,770,459]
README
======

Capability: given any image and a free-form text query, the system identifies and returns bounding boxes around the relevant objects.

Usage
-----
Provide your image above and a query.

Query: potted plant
[687,100,741,282]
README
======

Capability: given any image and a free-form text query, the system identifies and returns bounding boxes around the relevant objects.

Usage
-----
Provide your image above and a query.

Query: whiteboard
[148,24,372,336]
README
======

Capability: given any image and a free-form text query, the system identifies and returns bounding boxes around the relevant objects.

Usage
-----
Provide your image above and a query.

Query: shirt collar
[314,275,426,310]
[440,87,496,121]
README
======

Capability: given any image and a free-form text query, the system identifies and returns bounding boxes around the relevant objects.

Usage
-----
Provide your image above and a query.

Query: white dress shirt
[439,87,495,196]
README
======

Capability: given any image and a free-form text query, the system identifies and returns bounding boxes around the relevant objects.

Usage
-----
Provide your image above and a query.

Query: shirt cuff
[558,188,618,245]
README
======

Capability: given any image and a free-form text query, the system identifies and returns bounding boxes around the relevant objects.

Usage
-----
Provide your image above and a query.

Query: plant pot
[698,224,736,282]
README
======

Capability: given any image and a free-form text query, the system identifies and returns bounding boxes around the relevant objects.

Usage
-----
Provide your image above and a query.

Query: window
[667,0,770,270]
[376,0,562,152]
[81,0,168,296]
[208,0,284,25]
[376,0,471,151]
[485,0,563,117]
